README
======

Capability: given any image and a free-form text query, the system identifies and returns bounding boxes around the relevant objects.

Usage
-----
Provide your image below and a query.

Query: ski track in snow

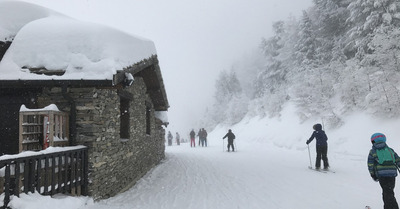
[83,139,382,209]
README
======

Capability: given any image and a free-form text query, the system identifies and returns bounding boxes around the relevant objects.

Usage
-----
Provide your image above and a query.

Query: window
[120,97,130,139]
[19,104,69,152]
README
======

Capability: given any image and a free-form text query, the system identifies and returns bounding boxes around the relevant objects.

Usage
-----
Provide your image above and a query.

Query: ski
[324,169,336,173]
[309,168,328,173]
[308,167,335,173]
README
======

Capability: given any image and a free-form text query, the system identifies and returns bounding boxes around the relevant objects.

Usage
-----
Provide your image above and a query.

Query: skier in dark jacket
[190,129,196,147]
[197,129,202,146]
[306,124,329,170]
[368,133,400,209]
[167,131,173,146]
[203,128,208,147]
[176,132,180,146]
[223,129,235,152]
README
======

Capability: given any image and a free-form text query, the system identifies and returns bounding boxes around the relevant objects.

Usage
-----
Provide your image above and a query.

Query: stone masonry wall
[36,77,166,200]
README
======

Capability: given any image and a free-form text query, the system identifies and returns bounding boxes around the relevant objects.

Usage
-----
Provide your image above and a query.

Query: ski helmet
[371,133,386,144]
[313,124,322,131]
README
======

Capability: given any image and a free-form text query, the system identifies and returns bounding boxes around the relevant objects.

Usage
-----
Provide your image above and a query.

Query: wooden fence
[0,146,88,209]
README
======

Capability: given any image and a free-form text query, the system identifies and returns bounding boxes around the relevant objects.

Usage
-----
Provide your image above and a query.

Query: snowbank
[213,102,400,158]
[0,1,156,80]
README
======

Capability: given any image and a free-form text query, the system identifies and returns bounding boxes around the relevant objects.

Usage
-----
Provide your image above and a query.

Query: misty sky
[20,0,313,135]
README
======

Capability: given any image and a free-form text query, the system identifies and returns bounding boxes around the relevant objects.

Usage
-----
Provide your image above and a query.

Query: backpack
[376,146,395,164]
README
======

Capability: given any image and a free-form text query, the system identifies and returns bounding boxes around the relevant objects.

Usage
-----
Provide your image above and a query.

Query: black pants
[379,177,399,209]
[315,145,329,168]
[227,139,234,151]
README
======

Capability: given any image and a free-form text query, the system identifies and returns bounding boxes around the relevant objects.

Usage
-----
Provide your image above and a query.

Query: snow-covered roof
[20,104,60,112]
[0,0,157,80]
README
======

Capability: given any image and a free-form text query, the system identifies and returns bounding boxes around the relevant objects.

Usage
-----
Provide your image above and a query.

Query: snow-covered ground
[4,106,400,208]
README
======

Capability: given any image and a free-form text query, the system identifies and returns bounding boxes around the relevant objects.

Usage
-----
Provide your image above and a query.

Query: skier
[203,128,208,147]
[190,129,196,147]
[176,132,180,145]
[167,131,173,146]
[368,133,400,209]
[198,128,202,146]
[306,124,329,170]
[222,129,235,152]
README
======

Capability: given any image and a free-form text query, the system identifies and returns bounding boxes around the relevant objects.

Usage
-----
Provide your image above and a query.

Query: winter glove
[306,140,310,145]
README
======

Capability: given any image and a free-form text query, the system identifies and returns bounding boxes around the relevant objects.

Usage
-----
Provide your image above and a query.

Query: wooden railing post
[82,148,88,196]
[3,164,11,208]
[1,146,89,207]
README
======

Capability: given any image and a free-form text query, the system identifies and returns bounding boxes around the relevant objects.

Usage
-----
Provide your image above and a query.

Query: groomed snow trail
[86,140,383,209]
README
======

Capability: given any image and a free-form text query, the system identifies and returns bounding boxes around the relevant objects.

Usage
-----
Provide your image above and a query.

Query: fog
[21,0,313,134]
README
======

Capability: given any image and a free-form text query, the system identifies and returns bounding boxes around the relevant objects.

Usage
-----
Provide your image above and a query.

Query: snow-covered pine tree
[205,0,400,129]
[209,69,246,126]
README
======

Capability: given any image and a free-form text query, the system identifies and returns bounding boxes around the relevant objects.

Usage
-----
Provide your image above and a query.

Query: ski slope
[7,110,400,209]
[7,140,383,209]
[86,141,380,209]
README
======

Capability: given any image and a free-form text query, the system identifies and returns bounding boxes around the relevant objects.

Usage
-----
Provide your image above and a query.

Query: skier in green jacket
[368,133,400,209]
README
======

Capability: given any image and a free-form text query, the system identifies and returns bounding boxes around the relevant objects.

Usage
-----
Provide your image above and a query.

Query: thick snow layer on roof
[20,104,60,112]
[0,1,157,80]
[0,1,58,41]
[155,111,169,124]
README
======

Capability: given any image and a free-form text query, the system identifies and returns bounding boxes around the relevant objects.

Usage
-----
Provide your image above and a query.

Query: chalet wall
[36,77,165,199]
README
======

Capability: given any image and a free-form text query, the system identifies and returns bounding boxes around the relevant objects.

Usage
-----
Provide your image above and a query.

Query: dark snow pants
[227,139,234,152]
[315,145,329,168]
[379,177,399,209]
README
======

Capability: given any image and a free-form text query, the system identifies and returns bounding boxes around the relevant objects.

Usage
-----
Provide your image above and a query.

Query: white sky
[19,0,313,134]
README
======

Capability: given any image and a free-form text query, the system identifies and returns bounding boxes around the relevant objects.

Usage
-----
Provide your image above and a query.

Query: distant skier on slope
[203,128,208,147]
[368,133,400,209]
[167,131,173,146]
[190,129,196,147]
[197,128,202,146]
[176,132,180,145]
[222,129,235,152]
[306,124,329,170]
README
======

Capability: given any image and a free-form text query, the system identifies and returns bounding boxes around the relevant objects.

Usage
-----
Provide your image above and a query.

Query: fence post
[15,162,20,197]
[57,154,62,193]
[51,155,56,196]
[3,164,11,208]
[82,148,88,196]
[29,159,35,193]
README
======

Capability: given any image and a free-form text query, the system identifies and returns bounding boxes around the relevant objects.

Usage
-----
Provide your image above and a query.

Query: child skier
[368,133,400,209]
[306,124,329,170]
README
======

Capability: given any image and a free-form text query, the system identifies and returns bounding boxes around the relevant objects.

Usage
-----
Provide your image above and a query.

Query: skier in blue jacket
[306,124,329,170]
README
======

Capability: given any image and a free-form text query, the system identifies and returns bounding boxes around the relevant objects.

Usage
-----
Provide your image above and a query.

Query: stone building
[0,2,169,199]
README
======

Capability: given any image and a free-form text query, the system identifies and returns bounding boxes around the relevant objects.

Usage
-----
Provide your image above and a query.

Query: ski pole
[222,138,224,152]
[307,144,313,169]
